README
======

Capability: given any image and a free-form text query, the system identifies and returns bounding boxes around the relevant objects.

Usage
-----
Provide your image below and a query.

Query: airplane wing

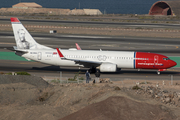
[69,59,101,68]
[75,43,82,50]
[75,43,102,51]
[56,48,101,68]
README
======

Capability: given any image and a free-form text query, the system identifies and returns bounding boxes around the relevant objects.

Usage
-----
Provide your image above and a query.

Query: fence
[42,71,177,86]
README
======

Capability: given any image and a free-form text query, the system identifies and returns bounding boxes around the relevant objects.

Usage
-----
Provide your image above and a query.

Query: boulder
[164,97,171,103]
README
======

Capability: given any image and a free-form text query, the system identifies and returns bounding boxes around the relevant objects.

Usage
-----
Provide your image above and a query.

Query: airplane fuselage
[17,49,176,71]
[11,17,177,73]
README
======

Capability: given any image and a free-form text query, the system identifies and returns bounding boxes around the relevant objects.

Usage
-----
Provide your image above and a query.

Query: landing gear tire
[89,67,96,73]
[96,69,100,73]
[117,68,121,72]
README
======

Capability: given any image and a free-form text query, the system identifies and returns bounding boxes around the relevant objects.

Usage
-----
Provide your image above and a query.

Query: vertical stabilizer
[11,18,52,50]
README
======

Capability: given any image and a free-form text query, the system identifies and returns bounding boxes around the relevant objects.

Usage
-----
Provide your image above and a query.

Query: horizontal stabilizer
[15,49,28,53]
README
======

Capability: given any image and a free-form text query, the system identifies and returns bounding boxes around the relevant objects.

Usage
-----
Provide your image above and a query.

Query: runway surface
[0,32,180,55]
[0,31,180,80]
[1,18,180,29]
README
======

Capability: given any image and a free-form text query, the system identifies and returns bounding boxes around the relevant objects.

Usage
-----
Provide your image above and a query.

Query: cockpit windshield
[163,58,170,60]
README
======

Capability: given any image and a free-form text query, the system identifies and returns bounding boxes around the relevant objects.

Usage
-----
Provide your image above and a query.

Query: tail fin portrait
[11,18,52,50]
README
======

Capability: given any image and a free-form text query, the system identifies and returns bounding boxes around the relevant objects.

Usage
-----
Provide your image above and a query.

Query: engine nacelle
[68,48,77,50]
[100,63,117,72]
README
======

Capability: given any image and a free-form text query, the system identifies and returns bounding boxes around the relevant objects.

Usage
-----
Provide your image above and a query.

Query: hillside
[0,75,179,120]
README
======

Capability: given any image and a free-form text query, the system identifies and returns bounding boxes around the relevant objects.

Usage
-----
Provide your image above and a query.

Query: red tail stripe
[11,18,20,23]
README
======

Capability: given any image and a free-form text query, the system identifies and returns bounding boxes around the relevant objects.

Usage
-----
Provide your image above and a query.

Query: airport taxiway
[0,32,180,81]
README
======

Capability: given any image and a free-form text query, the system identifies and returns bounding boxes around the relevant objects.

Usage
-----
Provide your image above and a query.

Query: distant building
[0,2,102,15]
[84,9,102,15]
[149,0,180,16]
[12,2,42,9]
[68,9,102,15]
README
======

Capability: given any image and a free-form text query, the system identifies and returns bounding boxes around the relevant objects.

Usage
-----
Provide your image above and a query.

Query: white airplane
[11,17,177,74]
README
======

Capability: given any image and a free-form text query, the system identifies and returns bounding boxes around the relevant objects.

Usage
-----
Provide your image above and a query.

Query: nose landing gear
[157,71,160,75]
[157,69,166,75]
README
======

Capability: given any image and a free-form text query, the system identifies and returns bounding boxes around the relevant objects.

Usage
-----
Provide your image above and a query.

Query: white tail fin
[11,18,52,50]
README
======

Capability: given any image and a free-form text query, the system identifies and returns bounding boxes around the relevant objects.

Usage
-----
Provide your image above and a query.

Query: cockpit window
[163,58,170,60]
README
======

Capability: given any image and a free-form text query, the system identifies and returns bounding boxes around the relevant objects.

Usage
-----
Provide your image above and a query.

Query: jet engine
[100,63,117,72]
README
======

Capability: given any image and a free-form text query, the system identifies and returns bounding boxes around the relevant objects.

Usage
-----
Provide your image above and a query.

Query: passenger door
[38,52,42,60]
[154,55,158,65]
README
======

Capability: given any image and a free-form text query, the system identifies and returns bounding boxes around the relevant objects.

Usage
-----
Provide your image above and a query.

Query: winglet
[56,48,64,58]
[11,18,20,23]
[75,43,81,50]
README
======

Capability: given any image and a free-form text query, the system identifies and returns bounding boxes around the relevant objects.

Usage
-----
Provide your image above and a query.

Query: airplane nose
[171,60,177,67]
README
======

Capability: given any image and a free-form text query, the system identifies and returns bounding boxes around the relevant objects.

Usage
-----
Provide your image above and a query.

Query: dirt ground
[60,96,175,120]
[0,75,179,120]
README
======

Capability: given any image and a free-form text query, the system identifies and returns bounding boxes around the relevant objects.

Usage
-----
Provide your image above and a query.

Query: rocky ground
[0,75,180,120]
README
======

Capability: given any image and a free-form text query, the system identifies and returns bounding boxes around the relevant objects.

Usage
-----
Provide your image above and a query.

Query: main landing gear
[88,67,100,76]
[88,67,96,73]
